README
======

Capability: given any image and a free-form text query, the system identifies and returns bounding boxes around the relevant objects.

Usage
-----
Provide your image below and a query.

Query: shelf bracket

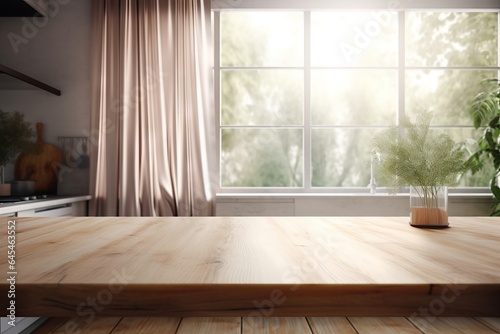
[0,64,61,96]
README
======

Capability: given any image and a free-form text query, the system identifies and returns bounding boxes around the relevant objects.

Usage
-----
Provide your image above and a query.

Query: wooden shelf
[0,64,60,96]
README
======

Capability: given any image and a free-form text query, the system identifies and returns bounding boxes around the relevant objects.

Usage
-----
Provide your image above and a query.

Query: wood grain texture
[348,317,422,334]
[176,317,241,334]
[29,317,500,334]
[243,317,311,334]
[49,317,121,334]
[1,216,499,317]
[477,318,500,332]
[409,317,498,334]
[13,283,450,317]
[307,317,357,334]
[30,318,68,333]
[111,317,181,334]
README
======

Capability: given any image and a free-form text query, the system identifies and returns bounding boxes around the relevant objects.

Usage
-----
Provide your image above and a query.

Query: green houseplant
[0,110,36,195]
[373,112,474,227]
[468,78,500,215]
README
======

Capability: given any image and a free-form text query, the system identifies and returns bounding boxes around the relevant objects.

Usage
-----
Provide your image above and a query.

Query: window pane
[311,11,398,67]
[311,69,397,126]
[221,70,303,126]
[406,12,498,67]
[221,12,303,67]
[221,129,303,187]
[217,8,499,191]
[405,70,499,126]
[312,128,376,187]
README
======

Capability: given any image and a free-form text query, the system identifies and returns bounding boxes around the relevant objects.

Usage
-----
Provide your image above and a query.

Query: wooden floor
[32,317,500,334]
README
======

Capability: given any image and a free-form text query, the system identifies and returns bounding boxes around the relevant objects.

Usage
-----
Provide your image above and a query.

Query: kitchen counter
[0,195,91,216]
[0,216,499,317]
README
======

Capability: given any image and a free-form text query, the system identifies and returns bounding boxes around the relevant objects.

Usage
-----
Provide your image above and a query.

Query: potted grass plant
[0,110,36,196]
[373,112,475,227]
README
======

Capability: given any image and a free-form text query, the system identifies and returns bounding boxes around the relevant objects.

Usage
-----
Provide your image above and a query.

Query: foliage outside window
[215,9,499,191]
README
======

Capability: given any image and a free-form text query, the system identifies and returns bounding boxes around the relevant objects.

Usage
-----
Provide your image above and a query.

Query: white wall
[0,0,91,192]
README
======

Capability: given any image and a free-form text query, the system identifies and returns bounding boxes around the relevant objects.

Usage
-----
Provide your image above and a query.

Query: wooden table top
[1,216,499,317]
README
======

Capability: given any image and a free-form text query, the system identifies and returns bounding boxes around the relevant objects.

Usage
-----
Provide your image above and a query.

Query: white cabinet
[16,201,87,217]
[0,196,90,217]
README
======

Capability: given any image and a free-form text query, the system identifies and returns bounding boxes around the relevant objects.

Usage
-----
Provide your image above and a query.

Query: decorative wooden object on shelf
[1,216,499,317]
[14,123,62,194]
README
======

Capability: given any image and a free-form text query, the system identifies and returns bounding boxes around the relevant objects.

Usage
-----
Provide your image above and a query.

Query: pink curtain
[90,0,216,216]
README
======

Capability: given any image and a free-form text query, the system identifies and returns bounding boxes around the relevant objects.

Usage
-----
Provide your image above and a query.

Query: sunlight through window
[215,7,499,191]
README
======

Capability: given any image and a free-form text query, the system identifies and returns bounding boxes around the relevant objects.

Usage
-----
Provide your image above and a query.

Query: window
[213,2,499,192]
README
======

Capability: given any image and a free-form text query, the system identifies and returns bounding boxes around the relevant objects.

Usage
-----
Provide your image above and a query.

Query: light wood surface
[243,317,311,334]
[478,318,500,332]
[307,317,358,334]
[30,317,500,334]
[408,317,499,334]
[51,317,121,334]
[1,216,499,317]
[177,317,241,334]
[348,317,422,334]
[112,317,181,334]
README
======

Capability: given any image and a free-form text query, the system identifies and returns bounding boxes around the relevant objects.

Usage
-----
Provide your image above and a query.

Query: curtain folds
[90,0,216,216]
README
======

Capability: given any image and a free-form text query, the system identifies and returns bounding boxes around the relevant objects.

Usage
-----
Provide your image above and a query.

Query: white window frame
[213,0,500,194]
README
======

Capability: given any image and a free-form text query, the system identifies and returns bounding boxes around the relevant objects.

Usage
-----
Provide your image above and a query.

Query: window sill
[216,191,494,200]
[215,192,496,217]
